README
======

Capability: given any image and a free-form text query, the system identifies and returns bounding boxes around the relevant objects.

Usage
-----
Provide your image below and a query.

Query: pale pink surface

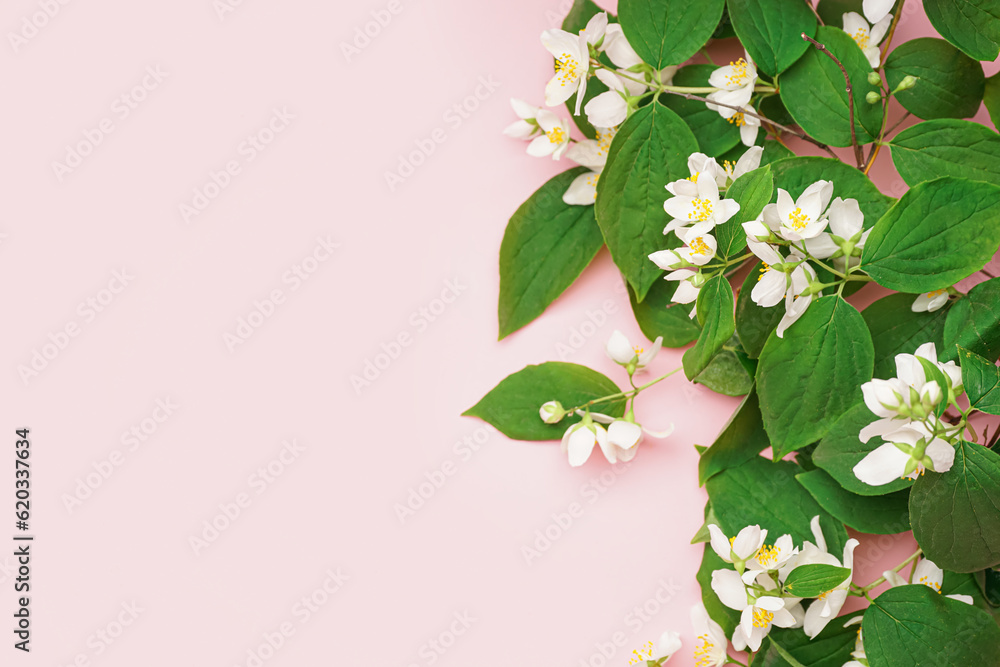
[0,1,995,665]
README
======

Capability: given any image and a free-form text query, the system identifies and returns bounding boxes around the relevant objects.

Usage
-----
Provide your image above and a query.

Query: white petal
[608,421,643,449]
[947,594,975,605]
[926,439,956,473]
[842,12,870,39]
[563,171,598,205]
[732,525,765,560]
[708,524,733,562]
[637,336,663,366]
[712,569,750,611]
[803,233,839,259]
[566,426,597,466]
[594,67,626,93]
[602,24,642,69]
[582,11,608,44]
[656,630,682,658]
[853,443,911,486]
[526,134,556,157]
[859,417,903,443]
[584,91,628,130]
[565,139,605,170]
[828,197,864,238]
[752,270,787,308]
[863,0,894,24]
[605,330,635,364]
[913,558,944,590]
[734,146,763,177]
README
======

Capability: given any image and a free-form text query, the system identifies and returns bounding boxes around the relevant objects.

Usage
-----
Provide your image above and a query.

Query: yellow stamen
[688,172,699,183]
[926,289,947,298]
[628,640,655,665]
[689,236,711,256]
[852,28,870,50]
[758,263,771,281]
[555,53,580,86]
[547,126,566,145]
[752,607,774,628]
[755,543,780,568]
[694,635,715,667]
[789,206,810,231]
[728,112,746,127]
[688,198,714,222]
[723,159,736,173]
[596,127,616,156]
[586,173,599,200]
[726,58,750,86]
[919,576,942,592]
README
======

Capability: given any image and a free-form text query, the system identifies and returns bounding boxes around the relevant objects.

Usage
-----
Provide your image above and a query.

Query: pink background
[0,0,997,665]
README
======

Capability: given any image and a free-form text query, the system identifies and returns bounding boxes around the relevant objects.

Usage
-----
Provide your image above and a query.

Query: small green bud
[867,71,882,86]
[894,76,918,93]
[866,91,881,104]
[539,401,566,424]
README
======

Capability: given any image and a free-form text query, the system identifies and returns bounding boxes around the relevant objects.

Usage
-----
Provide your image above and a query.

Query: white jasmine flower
[628,631,682,665]
[775,263,818,338]
[579,11,608,46]
[673,278,702,311]
[585,69,634,128]
[604,416,674,463]
[691,603,729,667]
[853,421,956,485]
[912,289,950,313]
[649,230,718,271]
[526,110,571,159]
[664,171,741,237]
[707,524,767,564]
[745,534,799,579]
[883,558,974,604]
[774,182,835,241]
[707,52,758,119]
[842,616,867,667]
[563,126,616,204]
[503,98,544,139]
[606,330,663,372]
[541,27,590,113]
[863,0,894,25]
[728,105,760,147]
[601,23,642,69]
[713,569,796,652]
[844,11,893,68]
[560,413,611,467]
[746,240,795,308]
[802,197,871,260]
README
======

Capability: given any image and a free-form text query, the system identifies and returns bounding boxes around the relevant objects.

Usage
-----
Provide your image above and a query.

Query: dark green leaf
[699,388,769,485]
[618,0,726,68]
[715,165,774,258]
[783,563,852,597]
[862,293,951,379]
[986,72,1000,130]
[628,279,701,348]
[817,0,863,26]
[910,440,1000,572]
[864,585,1000,666]
[780,26,884,146]
[596,101,699,300]
[813,402,915,497]
[958,346,1000,415]
[944,277,1000,362]
[706,455,851,557]
[755,622,858,667]
[693,345,754,396]
[757,296,874,458]
[726,0,816,77]
[737,262,787,359]
[884,38,986,120]
[691,501,720,544]
[768,156,894,226]
[463,362,624,441]
[662,65,741,157]
[796,468,911,534]
[498,168,605,339]
[890,119,1000,187]
[861,177,1000,293]
[683,275,736,380]
[924,0,1000,61]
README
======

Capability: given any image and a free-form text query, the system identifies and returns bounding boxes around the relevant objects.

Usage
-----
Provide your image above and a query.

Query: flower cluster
[854,342,965,485]
[706,51,761,146]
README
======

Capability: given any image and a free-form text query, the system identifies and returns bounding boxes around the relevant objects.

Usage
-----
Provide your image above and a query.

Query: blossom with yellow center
[707,51,757,120]
[843,11,893,68]
[526,110,571,160]
[691,603,729,667]
[774,181,833,241]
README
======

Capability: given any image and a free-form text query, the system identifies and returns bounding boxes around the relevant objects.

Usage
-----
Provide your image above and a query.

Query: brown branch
[802,33,864,170]
[805,0,825,26]
[880,0,907,62]
[884,111,912,137]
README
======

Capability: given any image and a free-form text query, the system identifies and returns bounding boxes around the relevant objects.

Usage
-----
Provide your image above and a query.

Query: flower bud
[866,91,881,104]
[867,71,882,86]
[539,400,566,424]
[894,76,918,93]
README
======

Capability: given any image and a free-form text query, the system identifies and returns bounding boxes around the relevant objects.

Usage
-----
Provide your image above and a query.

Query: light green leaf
[463,362,624,441]
[725,0,816,76]
[715,165,774,259]
[662,65,741,158]
[813,402,914,497]
[890,119,1000,187]
[944,277,1000,362]
[628,280,701,348]
[768,156,894,226]
[596,101,699,300]
[757,296,874,458]
[958,346,1000,414]
[498,168,605,339]
[864,585,1000,666]
[779,26,883,146]
[699,388,769,485]
[884,37,986,120]
[783,563,852,598]
[861,177,1000,293]
[618,0,726,68]
[862,293,951,379]
[796,468,911,534]
[924,0,1000,61]
[683,275,736,380]
[910,440,1000,572]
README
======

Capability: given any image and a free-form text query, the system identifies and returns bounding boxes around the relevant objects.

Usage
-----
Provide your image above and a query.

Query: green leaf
[884,38,986,120]
[691,501,720,544]
[890,119,1000,188]
[924,0,1000,61]
[725,0,817,77]
[596,101,699,300]
[813,402,915,497]
[715,165,774,258]
[768,156,894,226]
[463,362,624,441]
[779,25,884,147]
[910,440,1000,572]
[706,455,850,557]
[757,296,874,458]
[755,622,858,667]
[862,293,951,379]
[618,0,726,68]
[683,275,736,380]
[864,585,1000,666]
[861,177,1000,293]
[697,543,740,634]
[986,72,1000,130]
[699,388,769,485]
[816,0,863,26]
[958,346,1000,414]
[560,0,617,139]
[662,65,741,158]
[693,344,754,396]
[944,277,1000,362]
[628,280,701,348]
[796,468,911,534]
[783,563,852,598]
[498,168,605,339]
[736,262,787,359]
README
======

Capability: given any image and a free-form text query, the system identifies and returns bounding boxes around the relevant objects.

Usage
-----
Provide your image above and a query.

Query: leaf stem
[564,367,683,414]
[857,548,922,593]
